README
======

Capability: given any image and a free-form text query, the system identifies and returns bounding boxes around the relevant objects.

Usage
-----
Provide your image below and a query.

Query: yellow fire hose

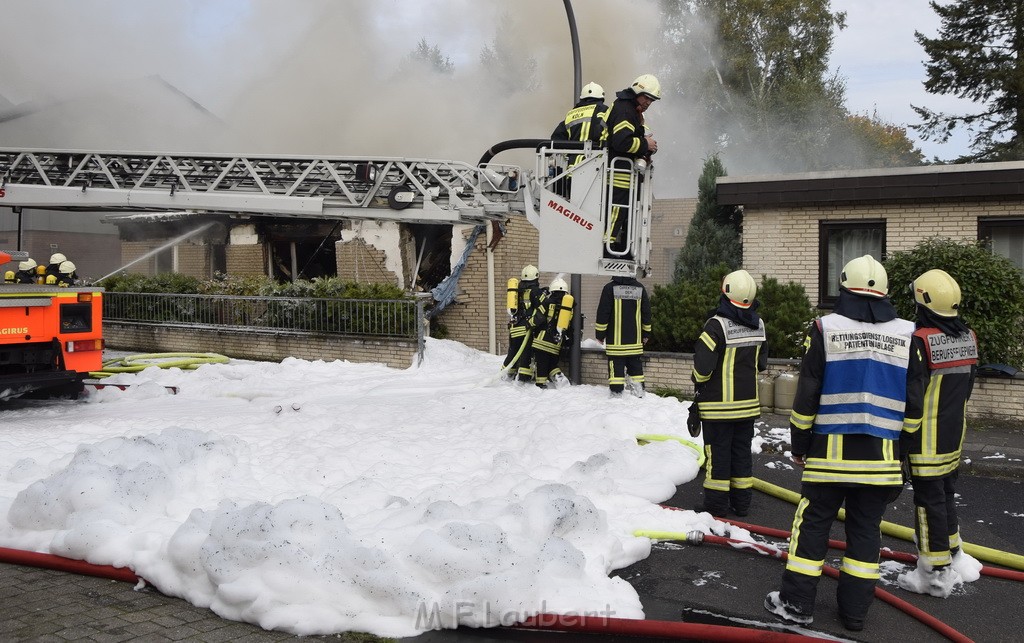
[636,433,705,468]
[89,353,229,378]
[752,477,1024,571]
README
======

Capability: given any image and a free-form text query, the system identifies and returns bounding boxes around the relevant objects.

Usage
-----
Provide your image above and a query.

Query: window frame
[817,219,886,309]
[978,216,1024,271]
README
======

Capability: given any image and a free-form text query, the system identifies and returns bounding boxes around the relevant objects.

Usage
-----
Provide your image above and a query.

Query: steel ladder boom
[0,148,522,225]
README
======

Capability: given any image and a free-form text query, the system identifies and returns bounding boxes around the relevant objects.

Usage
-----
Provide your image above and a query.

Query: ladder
[0,149,523,225]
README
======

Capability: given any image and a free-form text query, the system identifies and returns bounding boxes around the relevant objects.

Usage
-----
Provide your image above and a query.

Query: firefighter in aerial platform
[550,81,610,197]
[897,269,981,598]
[14,258,39,284]
[501,265,544,382]
[691,270,768,518]
[529,277,574,389]
[765,255,927,632]
[605,74,660,257]
[45,252,67,282]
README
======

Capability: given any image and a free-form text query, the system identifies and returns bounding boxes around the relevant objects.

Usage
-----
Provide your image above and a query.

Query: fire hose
[634,528,973,643]
[89,352,229,378]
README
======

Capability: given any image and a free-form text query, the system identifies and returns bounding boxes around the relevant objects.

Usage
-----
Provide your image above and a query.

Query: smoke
[0,0,708,196]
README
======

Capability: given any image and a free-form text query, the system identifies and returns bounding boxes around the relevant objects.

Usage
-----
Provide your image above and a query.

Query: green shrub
[649,264,729,352]
[757,276,817,359]
[885,237,1024,368]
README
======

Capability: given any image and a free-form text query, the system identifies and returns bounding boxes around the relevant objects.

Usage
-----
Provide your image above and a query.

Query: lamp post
[563,0,585,385]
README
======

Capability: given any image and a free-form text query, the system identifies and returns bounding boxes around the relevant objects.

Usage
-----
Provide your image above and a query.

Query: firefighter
[14,258,38,284]
[529,277,574,389]
[56,260,78,286]
[765,255,927,632]
[595,274,651,397]
[691,270,768,518]
[501,264,544,382]
[897,269,979,598]
[45,252,67,281]
[605,74,660,257]
[551,82,610,165]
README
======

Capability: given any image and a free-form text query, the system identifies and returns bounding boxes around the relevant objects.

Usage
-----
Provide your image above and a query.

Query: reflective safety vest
[693,315,767,421]
[817,314,916,440]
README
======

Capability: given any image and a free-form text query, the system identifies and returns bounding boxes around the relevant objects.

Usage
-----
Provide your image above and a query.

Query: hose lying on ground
[90,352,229,379]
[752,477,1024,572]
[635,528,973,643]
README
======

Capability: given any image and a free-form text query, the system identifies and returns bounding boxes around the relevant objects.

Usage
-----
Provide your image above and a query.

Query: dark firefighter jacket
[607,89,650,162]
[692,303,768,422]
[551,97,609,147]
[595,276,651,357]
[906,325,978,478]
[789,309,927,487]
[530,290,573,356]
[508,279,544,341]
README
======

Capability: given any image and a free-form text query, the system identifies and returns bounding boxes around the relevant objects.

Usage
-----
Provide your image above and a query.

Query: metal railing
[103,292,426,358]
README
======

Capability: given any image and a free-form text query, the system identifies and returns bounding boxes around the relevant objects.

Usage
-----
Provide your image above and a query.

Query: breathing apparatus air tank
[506,277,519,312]
[556,294,575,331]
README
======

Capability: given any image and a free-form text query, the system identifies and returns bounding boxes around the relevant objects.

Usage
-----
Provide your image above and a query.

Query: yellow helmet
[841,255,887,298]
[521,264,539,281]
[912,269,961,317]
[722,269,757,309]
[631,74,661,100]
[580,82,604,100]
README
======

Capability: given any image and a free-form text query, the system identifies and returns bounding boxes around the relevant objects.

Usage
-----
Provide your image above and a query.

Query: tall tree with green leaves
[674,154,741,281]
[913,1,1024,162]
[657,0,852,172]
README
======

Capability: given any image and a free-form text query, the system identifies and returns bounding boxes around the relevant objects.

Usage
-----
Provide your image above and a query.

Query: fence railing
[103,292,426,358]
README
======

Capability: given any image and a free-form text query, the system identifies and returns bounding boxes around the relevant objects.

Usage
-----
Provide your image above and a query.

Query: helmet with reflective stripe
[840,255,888,298]
[521,264,539,281]
[631,74,661,100]
[912,268,961,317]
[722,269,757,309]
[580,82,604,100]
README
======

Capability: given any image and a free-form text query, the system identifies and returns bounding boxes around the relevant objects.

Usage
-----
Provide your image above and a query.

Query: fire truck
[0,250,105,401]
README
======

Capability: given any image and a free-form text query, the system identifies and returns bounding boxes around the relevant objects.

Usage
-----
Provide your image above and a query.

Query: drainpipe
[486,223,496,354]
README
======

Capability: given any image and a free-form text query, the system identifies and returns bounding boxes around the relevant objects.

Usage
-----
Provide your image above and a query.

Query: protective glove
[686,404,702,438]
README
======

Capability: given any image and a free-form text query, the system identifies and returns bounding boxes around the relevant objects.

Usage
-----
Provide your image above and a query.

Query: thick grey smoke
[0,0,706,196]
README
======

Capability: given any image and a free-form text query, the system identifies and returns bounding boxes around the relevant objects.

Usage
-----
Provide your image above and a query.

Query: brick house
[716,162,1024,308]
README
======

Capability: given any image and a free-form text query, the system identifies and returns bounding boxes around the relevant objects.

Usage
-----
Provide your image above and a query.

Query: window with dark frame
[978,217,1024,271]
[818,220,886,307]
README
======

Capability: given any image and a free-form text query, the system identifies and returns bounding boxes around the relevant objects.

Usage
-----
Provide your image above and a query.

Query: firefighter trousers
[502,326,534,379]
[700,419,755,516]
[910,471,960,567]
[780,483,891,620]
[606,354,643,393]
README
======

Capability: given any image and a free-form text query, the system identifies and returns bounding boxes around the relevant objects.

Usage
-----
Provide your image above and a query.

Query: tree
[398,38,454,76]
[913,1,1024,162]
[479,14,538,94]
[657,0,852,172]
[674,155,742,281]
[843,111,925,168]
[884,238,1024,368]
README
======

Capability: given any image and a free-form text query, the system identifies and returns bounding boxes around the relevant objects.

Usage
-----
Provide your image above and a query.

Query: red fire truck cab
[1,250,105,401]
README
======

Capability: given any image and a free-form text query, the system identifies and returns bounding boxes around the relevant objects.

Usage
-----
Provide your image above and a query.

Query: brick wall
[335,238,399,285]
[226,245,265,276]
[743,200,1024,303]
[105,323,418,370]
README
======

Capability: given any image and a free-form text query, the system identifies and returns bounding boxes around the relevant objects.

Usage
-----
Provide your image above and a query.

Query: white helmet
[631,74,661,100]
[18,258,37,271]
[58,260,76,275]
[912,269,961,317]
[580,82,604,100]
[841,255,888,298]
[49,252,67,265]
[722,270,757,309]
[550,278,569,293]
[521,264,539,281]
